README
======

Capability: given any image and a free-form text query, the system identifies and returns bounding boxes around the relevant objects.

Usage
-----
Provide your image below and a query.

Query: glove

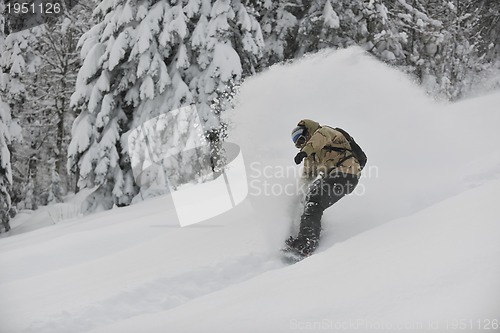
[294,151,307,165]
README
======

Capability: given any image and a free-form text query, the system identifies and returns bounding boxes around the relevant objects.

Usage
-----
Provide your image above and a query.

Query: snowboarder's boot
[285,235,297,248]
[297,235,319,256]
[285,234,319,256]
[285,230,319,257]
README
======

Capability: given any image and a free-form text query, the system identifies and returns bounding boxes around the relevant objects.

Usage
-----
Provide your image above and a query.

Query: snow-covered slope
[88,177,500,333]
[1,47,499,333]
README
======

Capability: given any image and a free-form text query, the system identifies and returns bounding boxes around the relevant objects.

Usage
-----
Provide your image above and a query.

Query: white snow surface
[1,47,500,333]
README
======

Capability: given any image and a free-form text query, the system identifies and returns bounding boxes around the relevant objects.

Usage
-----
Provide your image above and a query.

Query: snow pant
[299,172,359,240]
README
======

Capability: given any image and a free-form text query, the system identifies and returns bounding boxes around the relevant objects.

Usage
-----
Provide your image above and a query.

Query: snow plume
[228,47,500,248]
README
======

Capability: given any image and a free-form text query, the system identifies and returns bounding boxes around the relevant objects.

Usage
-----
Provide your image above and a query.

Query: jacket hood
[297,119,321,138]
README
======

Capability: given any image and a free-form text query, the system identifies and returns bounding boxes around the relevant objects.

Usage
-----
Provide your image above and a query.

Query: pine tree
[257,0,301,67]
[477,0,500,61]
[468,0,500,93]
[295,0,345,56]
[356,0,407,63]
[1,32,27,208]
[47,158,64,204]
[28,2,93,202]
[0,97,14,232]
[190,0,263,126]
[387,0,481,99]
[0,21,45,209]
[0,0,22,230]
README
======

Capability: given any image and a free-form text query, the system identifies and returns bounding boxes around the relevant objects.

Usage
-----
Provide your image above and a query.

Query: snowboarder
[284,119,364,258]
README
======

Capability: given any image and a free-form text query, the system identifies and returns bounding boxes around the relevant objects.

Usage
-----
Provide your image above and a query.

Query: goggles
[294,135,307,148]
[291,125,307,147]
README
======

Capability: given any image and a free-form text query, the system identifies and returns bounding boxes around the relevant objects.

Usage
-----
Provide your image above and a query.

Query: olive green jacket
[297,119,361,178]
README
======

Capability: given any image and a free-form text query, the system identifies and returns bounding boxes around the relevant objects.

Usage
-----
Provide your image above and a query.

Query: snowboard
[280,246,309,264]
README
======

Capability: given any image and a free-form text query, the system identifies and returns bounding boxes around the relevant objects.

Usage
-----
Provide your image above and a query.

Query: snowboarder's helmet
[291,125,307,148]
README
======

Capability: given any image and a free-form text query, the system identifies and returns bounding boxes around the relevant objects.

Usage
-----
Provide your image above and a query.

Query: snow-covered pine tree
[69,0,264,212]
[253,0,300,68]
[47,158,64,204]
[0,17,51,209]
[295,0,345,57]
[386,0,480,99]
[0,1,23,231]
[26,2,94,203]
[69,0,195,211]
[354,0,407,63]
[436,0,480,99]
[476,0,500,61]
[0,97,14,232]
[190,0,264,127]
[468,0,500,93]
[0,1,23,227]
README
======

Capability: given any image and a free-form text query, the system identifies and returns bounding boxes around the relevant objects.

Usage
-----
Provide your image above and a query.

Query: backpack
[324,127,367,171]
